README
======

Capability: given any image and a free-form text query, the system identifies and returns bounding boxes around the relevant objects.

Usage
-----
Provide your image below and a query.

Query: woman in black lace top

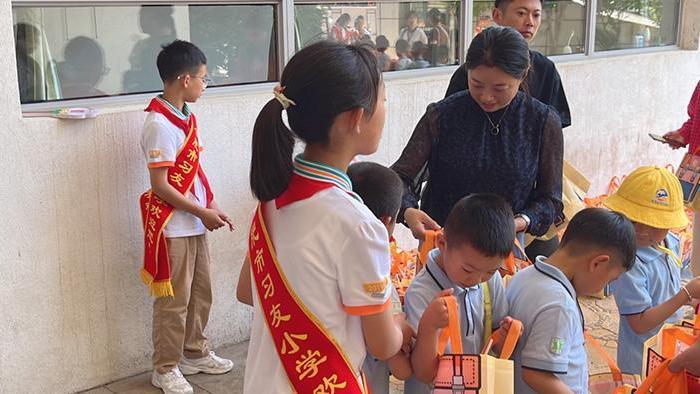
[391,26,563,239]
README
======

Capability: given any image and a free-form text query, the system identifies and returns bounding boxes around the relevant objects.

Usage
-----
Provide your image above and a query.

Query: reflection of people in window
[15,23,40,103]
[123,5,176,93]
[393,39,412,71]
[332,14,352,44]
[353,15,371,42]
[409,42,430,69]
[58,36,108,99]
[427,9,449,46]
[375,35,391,71]
[399,11,428,47]
[229,8,275,84]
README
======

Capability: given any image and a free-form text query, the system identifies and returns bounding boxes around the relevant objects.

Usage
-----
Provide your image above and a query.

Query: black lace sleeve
[521,109,564,236]
[390,104,440,223]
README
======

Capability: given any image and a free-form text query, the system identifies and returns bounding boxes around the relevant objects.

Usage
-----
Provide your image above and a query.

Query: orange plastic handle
[485,319,523,359]
[419,230,440,266]
[585,331,623,384]
[437,295,462,355]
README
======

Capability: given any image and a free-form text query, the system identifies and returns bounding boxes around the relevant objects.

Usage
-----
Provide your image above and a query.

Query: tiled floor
[79,296,623,394]
[79,342,248,394]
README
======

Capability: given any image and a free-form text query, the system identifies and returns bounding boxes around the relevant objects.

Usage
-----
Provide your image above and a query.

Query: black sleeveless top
[391,90,564,236]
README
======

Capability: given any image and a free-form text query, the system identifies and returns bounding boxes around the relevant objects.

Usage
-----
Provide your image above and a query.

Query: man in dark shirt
[445,0,571,129]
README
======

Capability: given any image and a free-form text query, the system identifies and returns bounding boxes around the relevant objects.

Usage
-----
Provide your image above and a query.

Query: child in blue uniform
[405,194,514,394]
[507,208,636,393]
[605,166,700,375]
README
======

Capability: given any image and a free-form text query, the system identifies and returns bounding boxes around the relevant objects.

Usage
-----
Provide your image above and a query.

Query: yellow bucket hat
[604,166,688,229]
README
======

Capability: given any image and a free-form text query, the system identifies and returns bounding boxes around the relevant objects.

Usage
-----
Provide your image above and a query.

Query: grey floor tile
[77,388,115,394]
[106,371,209,394]
[185,342,248,393]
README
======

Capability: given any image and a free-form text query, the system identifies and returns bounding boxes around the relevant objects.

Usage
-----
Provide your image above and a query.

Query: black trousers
[525,236,560,261]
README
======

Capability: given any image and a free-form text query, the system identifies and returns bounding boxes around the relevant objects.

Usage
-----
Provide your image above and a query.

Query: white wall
[1,0,699,391]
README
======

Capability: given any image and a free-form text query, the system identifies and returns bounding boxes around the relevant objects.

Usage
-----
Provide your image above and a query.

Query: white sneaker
[179,351,234,375]
[151,367,194,394]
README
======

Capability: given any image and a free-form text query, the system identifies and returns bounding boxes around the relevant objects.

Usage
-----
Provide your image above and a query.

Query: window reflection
[12,4,277,104]
[295,2,461,71]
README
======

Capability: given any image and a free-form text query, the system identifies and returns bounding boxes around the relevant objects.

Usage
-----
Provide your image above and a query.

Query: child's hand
[499,316,514,331]
[215,210,235,231]
[199,208,226,231]
[418,289,454,333]
[394,313,416,354]
[684,277,700,300]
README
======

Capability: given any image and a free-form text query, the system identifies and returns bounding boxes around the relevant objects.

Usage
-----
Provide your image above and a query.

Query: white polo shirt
[244,158,392,393]
[141,97,207,238]
[507,257,588,394]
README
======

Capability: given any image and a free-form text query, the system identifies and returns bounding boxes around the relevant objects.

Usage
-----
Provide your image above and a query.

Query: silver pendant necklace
[483,104,510,136]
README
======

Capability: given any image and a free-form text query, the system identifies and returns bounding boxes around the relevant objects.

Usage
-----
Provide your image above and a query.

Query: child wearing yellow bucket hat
[604,166,700,375]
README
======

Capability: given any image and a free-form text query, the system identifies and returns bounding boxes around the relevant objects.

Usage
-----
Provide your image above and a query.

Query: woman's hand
[663,130,686,149]
[404,208,440,241]
[514,217,528,233]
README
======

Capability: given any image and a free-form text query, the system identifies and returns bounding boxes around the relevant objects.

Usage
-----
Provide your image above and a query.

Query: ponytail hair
[249,41,381,201]
[249,99,295,201]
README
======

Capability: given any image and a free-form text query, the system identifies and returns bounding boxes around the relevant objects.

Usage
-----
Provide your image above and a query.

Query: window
[595,0,680,51]
[295,1,461,71]
[12,4,277,104]
[11,0,684,107]
[472,0,587,56]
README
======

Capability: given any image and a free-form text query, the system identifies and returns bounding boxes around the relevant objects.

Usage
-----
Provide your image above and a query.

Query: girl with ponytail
[237,41,405,393]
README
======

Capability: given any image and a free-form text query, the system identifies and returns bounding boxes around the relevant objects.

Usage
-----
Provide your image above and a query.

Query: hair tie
[273,85,296,110]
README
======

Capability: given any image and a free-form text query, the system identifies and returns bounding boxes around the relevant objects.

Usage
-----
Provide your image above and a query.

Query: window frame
[13,0,683,112]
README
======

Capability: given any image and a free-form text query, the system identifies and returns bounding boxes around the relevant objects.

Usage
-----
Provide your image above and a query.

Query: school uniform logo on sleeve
[149,149,162,158]
[550,337,565,355]
[363,277,389,298]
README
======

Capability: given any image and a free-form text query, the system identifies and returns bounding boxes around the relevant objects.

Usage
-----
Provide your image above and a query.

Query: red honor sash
[139,98,213,297]
[249,198,368,393]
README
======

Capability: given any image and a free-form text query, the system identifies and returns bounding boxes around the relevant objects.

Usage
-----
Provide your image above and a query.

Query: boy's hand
[419,289,454,333]
[499,316,514,331]
[394,313,416,354]
[663,130,686,149]
[404,208,440,241]
[216,210,235,231]
[684,277,700,300]
[199,208,226,231]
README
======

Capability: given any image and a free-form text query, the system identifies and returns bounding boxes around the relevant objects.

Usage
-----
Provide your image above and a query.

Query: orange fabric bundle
[390,239,418,302]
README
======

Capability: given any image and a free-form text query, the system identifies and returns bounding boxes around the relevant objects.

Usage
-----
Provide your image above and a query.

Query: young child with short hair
[375,35,392,72]
[507,208,636,393]
[348,161,413,394]
[393,39,413,71]
[605,166,700,375]
[405,193,515,394]
[140,40,234,394]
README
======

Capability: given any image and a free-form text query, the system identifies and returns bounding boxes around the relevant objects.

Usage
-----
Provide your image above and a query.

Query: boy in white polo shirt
[140,40,234,394]
[405,194,514,394]
[507,208,636,393]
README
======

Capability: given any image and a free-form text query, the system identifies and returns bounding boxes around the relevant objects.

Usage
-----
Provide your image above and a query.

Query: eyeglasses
[177,74,214,87]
